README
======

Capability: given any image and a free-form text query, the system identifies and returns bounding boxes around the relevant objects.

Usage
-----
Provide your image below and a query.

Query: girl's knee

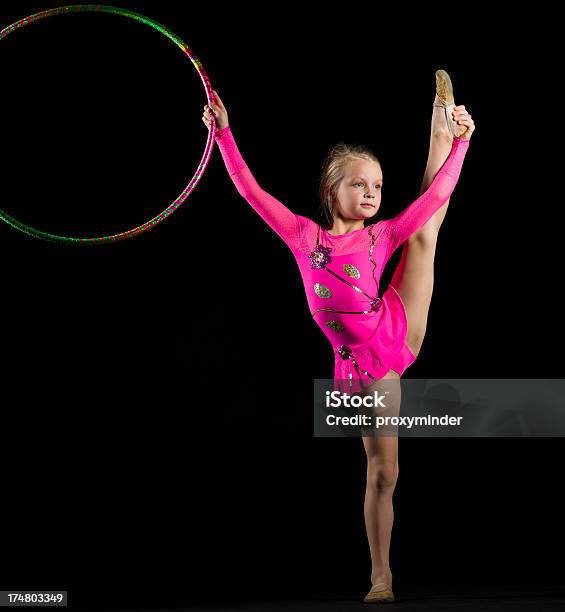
[367,459,399,489]
[409,224,440,246]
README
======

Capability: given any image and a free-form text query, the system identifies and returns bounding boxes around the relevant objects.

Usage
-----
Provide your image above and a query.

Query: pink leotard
[214,124,470,392]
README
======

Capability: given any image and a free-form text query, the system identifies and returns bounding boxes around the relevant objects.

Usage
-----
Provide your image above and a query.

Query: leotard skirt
[333,284,417,394]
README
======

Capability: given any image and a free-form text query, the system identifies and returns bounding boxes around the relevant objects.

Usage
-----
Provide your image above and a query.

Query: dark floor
[94,586,565,611]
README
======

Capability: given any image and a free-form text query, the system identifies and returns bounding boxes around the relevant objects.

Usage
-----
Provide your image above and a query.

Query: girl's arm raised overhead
[383,136,471,254]
[214,125,301,250]
[203,92,301,252]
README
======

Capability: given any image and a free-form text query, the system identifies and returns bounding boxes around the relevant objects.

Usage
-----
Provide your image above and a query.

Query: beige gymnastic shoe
[434,68,461,138]
[363,582,395,604]
[435,68,455,106]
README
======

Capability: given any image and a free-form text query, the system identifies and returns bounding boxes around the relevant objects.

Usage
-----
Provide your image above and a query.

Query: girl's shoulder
[295,214,317,234]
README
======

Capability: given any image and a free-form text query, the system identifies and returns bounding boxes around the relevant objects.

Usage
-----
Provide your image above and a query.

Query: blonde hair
[318,142,382,229]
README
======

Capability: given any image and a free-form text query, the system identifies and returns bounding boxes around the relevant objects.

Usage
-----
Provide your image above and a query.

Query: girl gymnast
[203,69,475,604]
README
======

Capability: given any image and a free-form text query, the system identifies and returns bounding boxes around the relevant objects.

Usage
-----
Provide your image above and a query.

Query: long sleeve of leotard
[213,124,301,251]
[384,136,471,253]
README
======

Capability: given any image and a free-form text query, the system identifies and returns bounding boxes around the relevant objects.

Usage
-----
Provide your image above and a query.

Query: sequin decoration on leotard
[309,244,332,269]
[343,264,360,279]
[314,283,332,298]
[337,344,378,385]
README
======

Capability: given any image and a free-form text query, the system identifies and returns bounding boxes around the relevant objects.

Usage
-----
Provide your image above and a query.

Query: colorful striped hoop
[0,4,217,244]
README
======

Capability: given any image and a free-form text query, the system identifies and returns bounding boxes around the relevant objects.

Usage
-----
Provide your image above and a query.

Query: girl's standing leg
[390,96,459,357]
[361,370,401,592]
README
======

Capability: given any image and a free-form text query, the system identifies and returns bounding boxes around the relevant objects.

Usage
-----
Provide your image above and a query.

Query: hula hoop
[0,4,217,244]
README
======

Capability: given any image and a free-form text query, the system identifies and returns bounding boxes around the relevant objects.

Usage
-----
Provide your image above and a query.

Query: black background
[0,1,562,609]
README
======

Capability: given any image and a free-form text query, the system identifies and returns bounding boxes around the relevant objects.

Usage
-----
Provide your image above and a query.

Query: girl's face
[334,158,383,222]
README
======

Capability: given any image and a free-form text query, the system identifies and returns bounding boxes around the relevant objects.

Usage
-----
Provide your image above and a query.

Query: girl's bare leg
[390,95,456,356]
[361,370,401,590]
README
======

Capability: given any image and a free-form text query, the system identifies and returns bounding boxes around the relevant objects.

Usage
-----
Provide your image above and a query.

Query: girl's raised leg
[389,95,457,357]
